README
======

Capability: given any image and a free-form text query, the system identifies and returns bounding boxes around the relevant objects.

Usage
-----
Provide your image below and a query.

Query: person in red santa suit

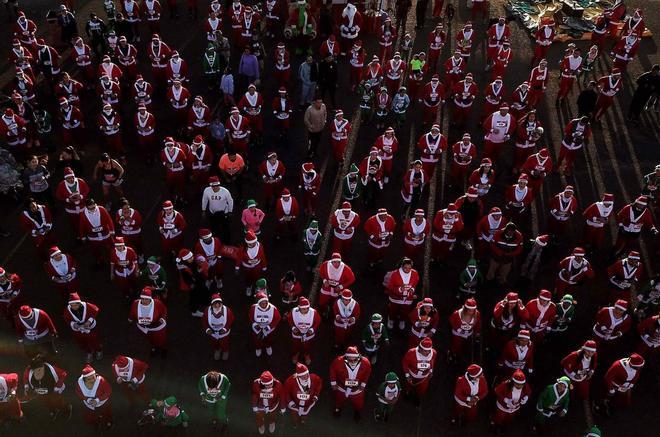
[251,370,284,435]
[417,123,447,177]
[373,127,398,184]
[320,34,340,60]
[299,162,320,216]
[427,24,446,72]
[443,51,466,95]
[490,370,531,433]
[63,293,102,362]
[275,188,299,238]
[557,47,583,104]
[15,305,58,358]
[0,268,21,325]
[97,73,122,111]
[332,289,360,350]
[594,68,623,120]
[402,337,437,404]
[131,75,154,110]
[339,3,362,55]
[20,198,53,258]
[134,105,157,162]
[451,73,478,126]
[403,209,430,260]
[489,292,527,350]
[448,298,482,362]
[156,200,186,257]
[490,41,512,81]
[407,297,438,348]
[111,355,149,406]
[468,158,495,198]
[558,116,591,176]
[364,208,396,268]
[160,139,187,202]
[204,10,223,43]
[14,69,35,104]
[547,185,577,239]
[607,252,643,303]
[36,39,61,83]
[503,174,533,225]
[259,152,285,210]
[452,364,488,425]
[614,195,658,256]
[235,230,268,296]
[9,38,34,81]
[238,6,261,48]
[509,81,531,120]
[330,109,351,165]
[330,201,361,255]
[114,36,138,81]
[147,34,171,87]
[55,72,83,107]
[621,7,645,36]
[0,107,27,153]
[521,148,552,195]
[166,79,190,128]
[0,372,22,425]
[142,0,162,34]
[482,77,506,121]
[603,353,645,410]
[187,136,213,191]
[76,365,113,429]
[378,17,397,62]
[44,247,78,299]
[554,247,594,296]
[272,87,293,137]
[522,290,556,344]
[497,329,534,379]
[349,40,365,90]
[165,50,188,85]
[561,340,597,401]
[330,346,371,420]
[611,30,640,71]
[225,106,251,156]
[228,0,245,41]
[22,354,72,421]
[432,203,464,263]
[287,297,321,365]
[238,83,264,136]
[318,252,355,316]
[202,293,234,361]
[450,133,477,186]
[264,0,287,38]
[283,363,322,427]
[194,228,223,291]
[58,97,85,147]
[475,207,504,259]
[385,257,420,330]
[79,198,115,265]
[187,96,211,139]
[486,17,510,63]
[532,17,556,65]
[115,199,143,261]
[593,299,631,349]
[401,160,428,215]
[97,104,123,156]
[636,314,660,358]
[109,237,138,298]
[582,193,614,249]
[512,112,543,175]
[129,287,167,357]
[249,292,281,357]
[528,59,549,107]
[418,76,446,126]
[482,103,515,162]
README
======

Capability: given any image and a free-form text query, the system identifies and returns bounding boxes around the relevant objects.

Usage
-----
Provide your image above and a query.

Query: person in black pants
[318,55,338,109]
[628,65,660,123]
[576,81,599,118]
[415,0,429,29]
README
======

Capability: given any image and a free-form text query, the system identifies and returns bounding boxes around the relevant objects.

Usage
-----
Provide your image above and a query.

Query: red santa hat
[114,356,129,368]
[465,72,474,79]
[330,252,342,262]
[49,246,62,257]
[538,148,550,158]
[629,353,645,368]
[628,251,640,260]
[517,329,531,340]
[431,124,440,131]
[81,365,96,378]
[340,289,353,299]
[256,292,269,304]
[467,187,478,198]
[564,185,574,193]
[499,103,509,110]
[385,127,395,134]
[12,38,20,46]
[535,234,550,246]
[192,135,203,145]
[518,174,529,183]
[446,203,457,213]
[611,67,621,75]
[230,107,240,114]
[140,287,153,299]
[614,299,629,311]
[19,305,33,319]
[582,340,597,352]
[211,294,223,304]
[505,292,519,302]
[539,289,552,301]
[63,167,75,178]
[481,157,492,166]
[208,176,220,186]
[267,151,277,159]
[352,39,362,48]
[467,364,483,378]
[295,363,309,377]
[199,228,212,239]
[278,87,287,94]
[177,249,193,262]
[298,297,310,309]
[114,236,125,246]
[635,195,648,206]
[302,162,314,173]
[490,207,502,215]
[164,137,175,146]
[419,337,433,351]
[463,298,477,310]
[414,209,425,217]
[431,74,440,81]
[345,346,360,358]
[377,207,388,215]
[512,370,526,384]
[119,35,127,42]
[419,297,434,307]
[572,247,585,256]
[341,201,352,211]
[59,96,70,106]
[162,200,174,210]
[335,109,344,117]
[259,371,273,384]
[245,230,258,244]
[371,55,379,62]
[281,188,291,197]
[602,193,614,202]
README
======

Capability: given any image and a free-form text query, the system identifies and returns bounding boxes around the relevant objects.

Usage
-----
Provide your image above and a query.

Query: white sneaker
[246,287,253,296]
[268,422,276,433]
[191,311,204,317]
[387,319,394,329]
[398,320,406,330]
[216,279,223,289]
[258,425,265,435]
[214,350,221,360]
[256,348,263,357]
[266,347,273,356]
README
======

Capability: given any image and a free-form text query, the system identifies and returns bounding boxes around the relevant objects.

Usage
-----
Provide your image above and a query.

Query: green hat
[147,256,160,265]
[466,258,477,267]
[371,313,383,323]
[309,220,319,230]
[206,43,215,50]
[164,396,177,407]
[561,294,574,303]
[247,199,256,207]
[349,163,359,174]
[556,376,571,387]
[255,278,267,290]
[584,426,601,437]
[385,372,399,383]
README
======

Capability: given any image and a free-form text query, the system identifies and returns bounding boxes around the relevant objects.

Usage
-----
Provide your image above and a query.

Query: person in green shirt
[33,105,54,153]
[302,220,322,271]
[140,256,168,300]
[254,278,269,298]
[374,372,401,421]
[457,259,483,300]
[584,426,601,436]
[199,371,231,429]
[149,396,190,428]
[203,44,220,90]
[534,376,571,431]
[551,294,576,334]
[357,80,375,123]
[342,164,363,201]
[362,313,390,364]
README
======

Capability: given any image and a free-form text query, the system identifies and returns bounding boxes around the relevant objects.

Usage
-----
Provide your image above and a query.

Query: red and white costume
[248,295,281,354]
[594,72,623,120]
[364,211,396,264]
[386,266,420,326]
[329,348,371,412]
[482,109,515,161]
[522,293,556,342]
[235,232,268,290]
[557,52,583,99]
[604,355,644,407]
[431,205,464,261]
[561,342,598,400]
[147,38,171,85]
[451,77,478,124]
[548,188,578,237]
[110,241,139,295]
[449,299,482,358]
[453,365,488,422]
[417,126,447,176]
[330,204,361,255]
[129,290,167,350]
[403,212,430,259]
[75,367,112,426]
[238,88,264,133]
[79,205,115,262]
[156,204,186,255]
[318,254,355,313]
[14,306,57,344]
[63,295,102,354]
[225,111,251,155]
[202,297,235,356]
[492,373,531,426]
[333,292,361,347]
[287,299,321,360]
[330,113,352,163]
[402,339,437,397]
[582,195,614,248]
[607,255,643,302]
[44,248,79,297]
[283,365,322,421]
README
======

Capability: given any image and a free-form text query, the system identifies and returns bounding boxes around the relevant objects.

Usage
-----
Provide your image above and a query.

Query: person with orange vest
[385,257,420,330]
[561,340,598,400]
[75,365,113,429]
[402,337,437,403]
[329,346,371,420]
[332,289,361,350]
[283,363,322,426]
[452,364,488,425]
[318,252,355,316]
[63,293,103,362]
[251,370,284,435]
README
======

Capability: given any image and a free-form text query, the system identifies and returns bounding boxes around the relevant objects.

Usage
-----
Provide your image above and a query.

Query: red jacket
[23,362,66,394]
[251,377,283,412]
[331,209,360,240]
[494,379,531,413]
[129,298,167,333]
[403,216,430,247]
[452,80,478,107]
[188,103,212,129]
[319,260,355,296]
[156,210,186,240]
[110,246,138,276]
[409,304,439,338]
[498,340,534,372]
[167,85,190,108]
[616,204,656,234]
[521,152,553,179]
[329,355,371,394]
[238,92,264,117]
[386,267,420,305]
[432,210,464,243]
[454,373,488,406]
[15,308,57,341]
[187,144,213,172]
[364,214,396,248]
[522,299,557,333]
[55,178,90,214]
[236,242,267,270]
[75,374,112,410]
[449,308,482,338]
[333,298,361,329]
[418,81,447,106]
[604,358,641,394]
[402,346,437,380]
[607,258,643,290]
[417,131,447,163]
[492,299,527,331]
[637,315,660,348]
[115,208,143,237]
[112,356,149,384]
[45,253,77,284]
[557,256,594,284]
[287,307,321,340]
[549,193,578,222]
[259,159,286,185]
[79,206,114,240]
[593,306,631,340]
[283,373,322,414]
[20,204,52,237]
[561,350,597,382]
[63,301,100,335]
[491,228,523,259]
[202,304,235,339]
[275,196,299,222]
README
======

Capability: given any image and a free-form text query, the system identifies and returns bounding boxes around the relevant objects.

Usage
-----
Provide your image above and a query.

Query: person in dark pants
[319,55,338,109]
[85,13,108,58]
[396,0,412,31]
[415,0,429,29]
[628,65,660,123]
[58,5,78,45]
[576,81,599,118]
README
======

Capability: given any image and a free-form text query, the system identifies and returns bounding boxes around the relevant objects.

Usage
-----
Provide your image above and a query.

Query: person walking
[303,98,327,159]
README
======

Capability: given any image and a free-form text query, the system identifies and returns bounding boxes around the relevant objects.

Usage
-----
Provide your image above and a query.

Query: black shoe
[333,408,341,418]
[353,410,361,422]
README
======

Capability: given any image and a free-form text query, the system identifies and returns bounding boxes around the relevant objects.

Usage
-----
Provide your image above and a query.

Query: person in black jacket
[628,65,660,123]
[85,13,108,58]
[58,5,78,45]
[576,81,598,118]
[318,55,338,109]
[415,0,429,29]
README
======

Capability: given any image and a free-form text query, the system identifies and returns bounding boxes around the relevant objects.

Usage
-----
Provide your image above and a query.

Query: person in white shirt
[201,176,234,242]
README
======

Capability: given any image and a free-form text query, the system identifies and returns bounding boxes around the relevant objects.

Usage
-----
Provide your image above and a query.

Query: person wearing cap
[330,201,361,255]
[453,364,488,425]
[417,124,448,178]
[449,133,476,186]
[592,300,632,346]
[442,51,465,97]
[455,22,475,60]
[607,251,644,303]
[55,168,89,237]
[373,128,398,183]
[362,313,390,364]
[512,111,543,174]
[338,2,362,53]
[0,372,22,424]
[344,39,365,90]
[299,162,321,216]
[503,174,533,224]
[611,29,640,71]
[236,230,267,296]
[287,297,321,365]
[22,354,71,422]
[166,50,189,85]
[140,256,168,299]
[532,17,556,65]
[482,77,506,118]
[109,236,138,297]
[198,370,230,429]
[418,75,446,126]
[299,220,321,271]
[550,294,577,335]
[554,247,595,296]
[187,96,212,139]
[251,370,284,434]
[329,109,352,164]
[75,365,113,428]
[498,330,535,377]
[282,363,322,426]
[580,193,614,249]
[490,40,512,81]
[522,290,557,343]
[203,42,221,88]
[594,68,623,119]
[141,0,162,34]
[19,198,51,259]
[249,292,281,357]
[534,376,571,431]
[635,312,660,358]
[160,138,187,203]
[128,287,168,357]
[614,196,658,255]
[114,34,138,81]
[383,52,406,96]
[63,292,103,361]
[166,78,190,128]
[548,185,578,238]
[241,199,265,236]
[384,257,420,331]
[145,34,170,86]
[358,149,383,204]
[426,23,446,73]
[149,395,190,428]
[558,116,591,176]
[273,42,291,87]
[468,158,495,197]
[509,81,531,120]
[557,46,583,104]
[332,289,361,350]
[201,176,234,242]
[319,54,339,109]
[55,72,83,107]
[455,186,485,241]
[111,354,149,406]
[527,59,549,107]
[44,246,79,298]
[259,152,286,211]
[408,298,439,348]
[194,229,224,290]
[35,39,61,81]
[363,208,396,267]
[487,222,523,285]
[79,198,115,265]
[603,353,645,410]
[456,258,483,299]
[156,200,186,257]
[187,135,213,190]
[340,163,363,203]
[175,248,210,317]
[57,96,85,146]
[134,104,157,161]
[238,84,264,139]
[402,337,437,403]
[202,294,234,361]
[431,203,464,263]
[491,370,531,432]
[402,208,430,259]
[377,16,396,62]
[486,17,510,65]
[272,86,293,136]
[561,340,598,400]
[97,73,121,111]
[490,293,526,350]
[14,69,36,104]
[373,371,401,421]
[448,298,482,362]
[329,346,371,420]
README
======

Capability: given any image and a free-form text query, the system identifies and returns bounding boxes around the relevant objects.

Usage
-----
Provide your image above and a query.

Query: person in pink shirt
[241,199,265,235]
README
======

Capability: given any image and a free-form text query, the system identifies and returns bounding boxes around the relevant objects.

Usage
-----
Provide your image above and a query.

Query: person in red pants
[63,293,103,362]
[156,200,186,257]
[332,289,361,350]
[448,298,482,362]
[402,337,437,405]
[128,288,167,357]
[603,353,645,410]
[287,297,321,366]
[452,364,488,425]
[386,258,420,331]
[79,198,115,266]
[318,252,355,317]
[490,370,531,433]
[363,208,396,268]
[202,293,235,361]
[248,292,281,358]
[111,355,149,406]
[251,371,284,435]
[561,340,597,400]
[75,365,113,429]
[330,202,361,256]
[23,356,72,421]
[235,230,268,297]
[329,346,371,421]
[0,373,23,424]
[283,363,322,427]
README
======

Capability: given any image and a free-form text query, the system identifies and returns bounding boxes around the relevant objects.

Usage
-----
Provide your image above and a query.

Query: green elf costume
[362,313,390,364]
[374,372,401,421]
[199,371,231,427]
[150,396,190,427]
[342,164,363,201]
[357,80,375,122]
[286,0,316,55]
[584,426,601,436]
[534,376,571,426]
[203,44,220,87]
[254,278,270,298]
[458,259,483,299]
[551,294,576,333]
[141,256,168,299]
[302,220,322,271]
